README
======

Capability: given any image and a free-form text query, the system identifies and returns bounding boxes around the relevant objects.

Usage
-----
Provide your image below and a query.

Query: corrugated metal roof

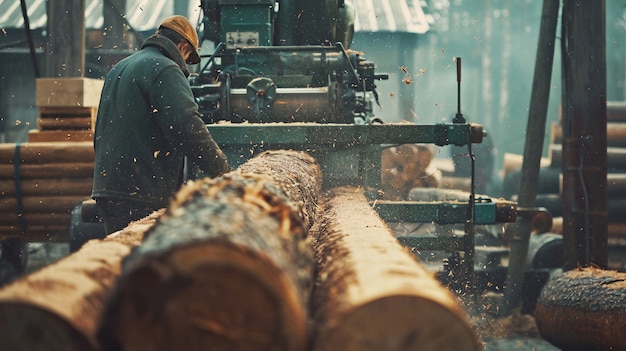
[0,0,430,34]
[0,0,177,31]
[353,0,431,34]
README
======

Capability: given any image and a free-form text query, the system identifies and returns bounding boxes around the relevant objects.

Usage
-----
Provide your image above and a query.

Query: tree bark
[535,267,626,351]
[0,213,160,351]
[97,150,322,351]
[309,186,480,351]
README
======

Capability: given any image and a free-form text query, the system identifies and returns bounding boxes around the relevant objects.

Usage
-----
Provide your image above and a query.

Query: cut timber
[0,162,94,178]
[309,186,480,351]
[97,150,322,351]
[535,267,626,351]
[35,78,104,108]
[0,178,92,196]
[38,106,97,131]
[0,142,93,164]
[0,212,160,351]
[28,130,94,142]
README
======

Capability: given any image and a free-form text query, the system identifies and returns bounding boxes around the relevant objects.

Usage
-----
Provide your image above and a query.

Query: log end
[535,267,626,351]
[0,303,95,351]
[98,242,308,351]
[313,295,480,351]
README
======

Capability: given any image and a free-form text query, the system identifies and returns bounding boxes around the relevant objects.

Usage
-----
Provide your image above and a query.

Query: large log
[0,162,94,178]
[97,150,322,351]
[309,186,480,351]
[0,142,93,164]
[0,212,160,351]
[0,178,92,196]
[549,144,626,171]
[535,267,626,351]
[551,121,626,147]
[0,196,84,213]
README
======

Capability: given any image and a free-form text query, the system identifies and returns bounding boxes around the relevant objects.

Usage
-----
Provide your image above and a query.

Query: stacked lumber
[97,150,322,351]
[0,142,94,241]
[535,267,626,351]
[28,77,103,142]
[0,211,160,351]
[309,186,480,351]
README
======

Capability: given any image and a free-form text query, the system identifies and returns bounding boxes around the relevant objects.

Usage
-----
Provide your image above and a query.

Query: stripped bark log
[0,212,160,351]
[97,150,322,351]
[535,267,626,351]
[309,186,480,351]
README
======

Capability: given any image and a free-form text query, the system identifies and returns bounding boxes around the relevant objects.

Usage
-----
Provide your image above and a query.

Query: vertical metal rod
[503,0,560,312]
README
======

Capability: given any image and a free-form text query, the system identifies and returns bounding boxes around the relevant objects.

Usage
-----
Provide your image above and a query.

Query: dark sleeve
[149,66,231,178]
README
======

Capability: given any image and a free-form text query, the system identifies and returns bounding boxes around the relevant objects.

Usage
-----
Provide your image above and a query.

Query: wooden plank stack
[28,77,103,142]
[0,78,103,242]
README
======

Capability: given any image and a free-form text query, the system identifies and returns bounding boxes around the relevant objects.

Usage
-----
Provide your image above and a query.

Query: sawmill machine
[187,0,527,299]
[69,0,559,310]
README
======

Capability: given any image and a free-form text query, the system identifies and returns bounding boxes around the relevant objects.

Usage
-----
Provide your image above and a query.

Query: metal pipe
[503,0,560,312]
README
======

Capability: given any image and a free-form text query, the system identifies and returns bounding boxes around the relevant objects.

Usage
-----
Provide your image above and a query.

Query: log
[0,162,94,178]
[535,267,626,351]
[309,186,480,351]
[551,216,626,240]
[0,212,160,351]
[0,212,72,226]
[551,121,626,147]
[28,130,94,143]
[0,142,93,164]
[502,152,551,178]
[0,178,92,196]
[550,144,626,170]
[97,150,322,351]
[0,196,84,213]
[607,101,626,122]
[557,172,626,197]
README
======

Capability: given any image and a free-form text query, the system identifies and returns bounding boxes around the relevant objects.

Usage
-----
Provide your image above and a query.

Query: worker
[92,15,231,235]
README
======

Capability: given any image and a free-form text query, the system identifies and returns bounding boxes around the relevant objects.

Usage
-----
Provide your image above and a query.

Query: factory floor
[10,241,562,350]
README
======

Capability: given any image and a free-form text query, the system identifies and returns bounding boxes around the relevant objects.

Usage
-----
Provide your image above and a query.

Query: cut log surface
[535,267,626,351]
[309,186,480,351]
[0,213,160,351]
[97,150,322,351]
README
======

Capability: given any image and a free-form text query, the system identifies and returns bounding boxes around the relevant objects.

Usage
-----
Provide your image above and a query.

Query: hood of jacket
[141,34,190,77]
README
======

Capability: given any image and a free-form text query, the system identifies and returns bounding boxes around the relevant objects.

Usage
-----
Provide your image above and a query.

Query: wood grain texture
[309,186,480,351]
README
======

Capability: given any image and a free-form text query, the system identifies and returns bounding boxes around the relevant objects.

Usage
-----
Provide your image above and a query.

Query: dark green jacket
[92,34,230,208]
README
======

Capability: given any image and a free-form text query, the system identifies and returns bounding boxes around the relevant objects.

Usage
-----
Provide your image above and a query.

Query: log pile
[0,142,94,241]
[309,186,480,351]
[535,267,626,351]
[381,143,440,200]
[0,211,160,351]
[503,101,626,263]
[97,150,322,351]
